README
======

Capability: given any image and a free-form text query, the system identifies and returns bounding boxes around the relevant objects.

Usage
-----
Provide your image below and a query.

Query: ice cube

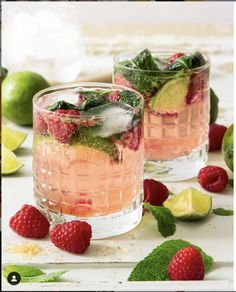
[84,104,134,137]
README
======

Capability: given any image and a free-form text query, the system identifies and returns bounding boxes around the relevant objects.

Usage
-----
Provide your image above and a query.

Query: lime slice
[163,187,212,221]
[2,126,27,151]
[149,77,190,112]
[2,144,23,174]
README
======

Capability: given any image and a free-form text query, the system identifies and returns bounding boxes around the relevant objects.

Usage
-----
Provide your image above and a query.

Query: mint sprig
[3,264,68,283]
[213,208,233,216]
[144,203,176,238]
[21,271,68,283]
[128,239,214,281]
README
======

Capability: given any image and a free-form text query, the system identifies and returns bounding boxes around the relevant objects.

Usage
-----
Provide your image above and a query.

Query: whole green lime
[2,71,50,126]
[222,124,233,172]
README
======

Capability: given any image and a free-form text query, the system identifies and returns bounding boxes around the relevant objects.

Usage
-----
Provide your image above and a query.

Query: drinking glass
[113,50,210,181]
[33,82,144,239]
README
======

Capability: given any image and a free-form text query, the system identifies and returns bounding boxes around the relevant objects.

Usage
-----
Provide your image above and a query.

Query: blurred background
[2,1,233,110]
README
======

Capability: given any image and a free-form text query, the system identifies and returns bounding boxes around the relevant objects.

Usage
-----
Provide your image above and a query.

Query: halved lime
[2,126,27,151]
[149,77,190,112]
[2,144,23,174]
[163,187,212,221]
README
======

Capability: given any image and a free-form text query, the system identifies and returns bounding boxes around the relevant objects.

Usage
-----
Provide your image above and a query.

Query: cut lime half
[2,126,27,151]
[2,144,24,174]
[163,187,212,221]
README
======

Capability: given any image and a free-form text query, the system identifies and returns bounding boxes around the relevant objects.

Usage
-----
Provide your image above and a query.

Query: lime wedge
[149,77,190,112]
[163,187,212,221]
[2,144,23,174]
[2,126,27,151]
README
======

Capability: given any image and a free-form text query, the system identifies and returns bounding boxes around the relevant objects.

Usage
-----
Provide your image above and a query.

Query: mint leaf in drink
[119,90,141,107]
[3,265,44,279]
[167,51,206,71]
[133,49,160,72]
[21,270,68,283]
[128,239,214,281]
[144,203,176,238]
[46,100,77,111]
[79,90,110,111]
[213,208,233,216]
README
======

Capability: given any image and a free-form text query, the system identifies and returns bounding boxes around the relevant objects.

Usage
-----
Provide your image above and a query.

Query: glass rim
[113,49,210,74]
[33,82,144,117]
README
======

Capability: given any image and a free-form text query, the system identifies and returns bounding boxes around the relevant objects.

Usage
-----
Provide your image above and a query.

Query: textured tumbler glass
[114,50,210,181]
[33,82,144,239]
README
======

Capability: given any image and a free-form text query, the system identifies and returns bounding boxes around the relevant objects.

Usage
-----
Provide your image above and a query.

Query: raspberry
[167,52,185,64]
[50,220,92,254]
[121,123,142,151]
[168,246,204,280]
[107,90,121,102]
[143,179,169,206]
[209,124,227,151]
[46,109,80,144]
[34,112,48,134]
[186,71,208,104]
[198,165,228,193]
[9,204,50,239]
[114,74,133,89]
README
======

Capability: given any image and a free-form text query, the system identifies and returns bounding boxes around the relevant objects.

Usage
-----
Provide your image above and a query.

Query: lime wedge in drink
[163,187,212,221]
[2,144,23,174]
[149,77,190,112]
[2,126,27,151]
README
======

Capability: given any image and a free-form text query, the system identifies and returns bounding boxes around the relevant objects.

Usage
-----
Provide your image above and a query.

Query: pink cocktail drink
[114,50,210,181]
[33,83,144,238]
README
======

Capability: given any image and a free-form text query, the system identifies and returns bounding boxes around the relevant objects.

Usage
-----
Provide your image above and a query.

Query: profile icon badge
[7,272,21,285]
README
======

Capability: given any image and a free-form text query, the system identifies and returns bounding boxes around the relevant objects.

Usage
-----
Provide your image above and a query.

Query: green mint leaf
[132,49,160,72]
[167,51,206,71]
[128,239,214,281]
[3,265,44,279]
[78,90,110,111]
[144,203,176,238]
[46,100,77,111]
[213,208,234,216]
[119,90,140,108]
[228,179,233,188]
[21,270,68,283]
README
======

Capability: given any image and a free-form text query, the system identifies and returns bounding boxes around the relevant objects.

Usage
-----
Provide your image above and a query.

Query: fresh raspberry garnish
[34,112,48,134]
[209,124,227,151]
[198,165,228,193]
[114,74,133,89]
[121,123,142,151]
[186,71,208,104]
[46,109,80,144]
[107,90,121,102]
[167,52,185,64]
[143,179,169,206]
[168,246,204,280]
[9,204,50,239]
[50,220,92,254]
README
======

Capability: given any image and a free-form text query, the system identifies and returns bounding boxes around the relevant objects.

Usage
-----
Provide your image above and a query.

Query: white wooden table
[2,70,234,291]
